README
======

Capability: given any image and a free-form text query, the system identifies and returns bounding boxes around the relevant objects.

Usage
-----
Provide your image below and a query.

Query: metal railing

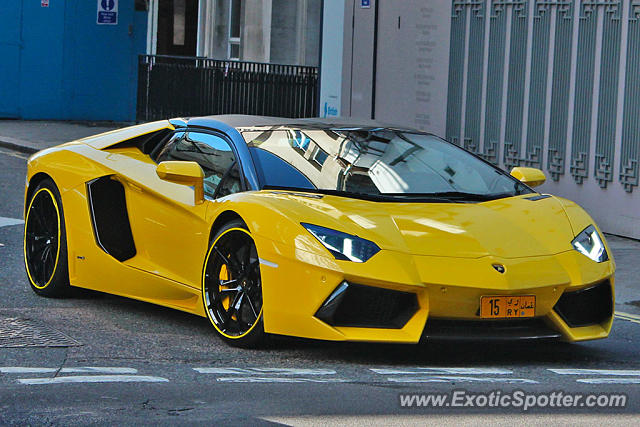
[137,55,319,122]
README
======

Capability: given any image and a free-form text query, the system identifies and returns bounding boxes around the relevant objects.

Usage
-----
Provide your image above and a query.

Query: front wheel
[202,221,265,348]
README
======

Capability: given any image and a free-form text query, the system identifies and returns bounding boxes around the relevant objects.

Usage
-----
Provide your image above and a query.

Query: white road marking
[18,375,168,385]
[1,367,57,374]
[1,367,138,374]
[0,149,29,160]
[194,367,336,375]
[258,258,279,268]
[196,367,343,383]
[577,378,640,384]
[371,367,512,375]
[0,217,24,228]
[386,376,538,384]
[61,367,138,374]
[616,311,640,320]
[549,368,640,376]
[216,377,348,383]
[615,312,640,325]
[550,368,640,385]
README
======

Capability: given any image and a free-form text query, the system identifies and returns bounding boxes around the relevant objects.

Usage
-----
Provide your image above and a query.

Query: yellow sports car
[23,115,614,347]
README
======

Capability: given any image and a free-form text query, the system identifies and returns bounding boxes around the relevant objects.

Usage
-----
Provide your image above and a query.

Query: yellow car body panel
[240,199,613,343]
[24,121,615,344]
[81,120,174,150]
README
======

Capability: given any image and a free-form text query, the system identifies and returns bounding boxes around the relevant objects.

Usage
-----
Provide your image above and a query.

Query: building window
[312,147,328,167]
[290,130,311,153]
[228,0,241,60]
[173,0,186,46]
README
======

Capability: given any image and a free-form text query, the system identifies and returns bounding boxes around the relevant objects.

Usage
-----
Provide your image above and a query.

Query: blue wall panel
[503,1,528,170]
[63,2,148,121]
[0,2,24,118]
[463,1,486,155]
[594,3,622,189]
[0,1,147,121]
[482,1,509,165]
[18,1,67,119]
[525,2,553,170]
[446,2,468,146]
[547,1,574,181]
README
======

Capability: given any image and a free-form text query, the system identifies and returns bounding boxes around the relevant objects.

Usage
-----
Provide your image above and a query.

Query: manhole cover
[0,317,80,348]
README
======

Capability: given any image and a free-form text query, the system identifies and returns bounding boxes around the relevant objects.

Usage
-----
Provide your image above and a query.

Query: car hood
[263,192,575,259]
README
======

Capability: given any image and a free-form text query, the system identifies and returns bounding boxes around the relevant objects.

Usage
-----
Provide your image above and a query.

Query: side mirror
[510,166,546,188]
[156,161,205,204]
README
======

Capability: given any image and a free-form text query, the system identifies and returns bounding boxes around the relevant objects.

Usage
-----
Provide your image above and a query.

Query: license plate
[480,295,535,319]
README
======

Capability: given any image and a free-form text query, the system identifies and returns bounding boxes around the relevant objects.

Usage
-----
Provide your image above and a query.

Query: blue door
[62,1,142,121]
[0,2,22,118]
[0,1,148,121]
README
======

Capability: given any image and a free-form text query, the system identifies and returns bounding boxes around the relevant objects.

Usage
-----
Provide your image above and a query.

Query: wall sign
[41,0,49,7]
[319,1,344,118]
[97,0,118,25]
[361,0,370,8]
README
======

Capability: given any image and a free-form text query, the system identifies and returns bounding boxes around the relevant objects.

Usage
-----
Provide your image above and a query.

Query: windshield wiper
[262,186,457,203]
[426,191,512,201]
[318,189,458,203]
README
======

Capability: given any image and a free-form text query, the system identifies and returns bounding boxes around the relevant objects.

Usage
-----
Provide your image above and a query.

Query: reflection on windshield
[243,128,531,200]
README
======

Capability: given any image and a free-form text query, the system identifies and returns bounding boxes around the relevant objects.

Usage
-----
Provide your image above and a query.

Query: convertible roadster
[24,115,614,347]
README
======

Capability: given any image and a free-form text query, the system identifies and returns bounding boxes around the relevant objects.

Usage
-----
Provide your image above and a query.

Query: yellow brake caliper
[219,263,231,310]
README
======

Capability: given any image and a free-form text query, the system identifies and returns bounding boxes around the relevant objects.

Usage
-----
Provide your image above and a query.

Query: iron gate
[137,55,319,122]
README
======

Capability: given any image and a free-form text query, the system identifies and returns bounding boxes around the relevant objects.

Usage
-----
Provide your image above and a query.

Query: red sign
[41,0,49,7]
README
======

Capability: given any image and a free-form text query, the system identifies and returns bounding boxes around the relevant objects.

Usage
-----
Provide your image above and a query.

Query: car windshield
[243,128,532,202]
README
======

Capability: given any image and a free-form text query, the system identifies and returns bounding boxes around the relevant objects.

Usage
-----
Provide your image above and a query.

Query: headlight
[301,223,380,262]
[572,225,608,263]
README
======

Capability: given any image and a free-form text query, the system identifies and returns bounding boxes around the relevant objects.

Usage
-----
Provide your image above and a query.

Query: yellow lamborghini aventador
[23,115,614,347]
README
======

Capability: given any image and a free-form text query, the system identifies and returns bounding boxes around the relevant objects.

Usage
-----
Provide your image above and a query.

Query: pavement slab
[0,120,128,153]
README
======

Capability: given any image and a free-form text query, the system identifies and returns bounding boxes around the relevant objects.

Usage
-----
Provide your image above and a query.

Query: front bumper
[254,234,615,343]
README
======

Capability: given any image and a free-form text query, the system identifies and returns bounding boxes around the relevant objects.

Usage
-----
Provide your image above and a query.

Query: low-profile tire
[202,219,265,348]
[24,178,70,297]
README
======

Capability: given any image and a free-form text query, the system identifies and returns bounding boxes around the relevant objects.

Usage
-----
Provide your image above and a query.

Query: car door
[124,130,242,289]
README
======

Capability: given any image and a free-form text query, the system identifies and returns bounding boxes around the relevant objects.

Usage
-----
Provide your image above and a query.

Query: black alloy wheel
[24,178,69,296]
[203,220,265,347]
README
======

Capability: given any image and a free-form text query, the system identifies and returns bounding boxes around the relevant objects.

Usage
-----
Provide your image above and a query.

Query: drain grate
[0,317,80,348]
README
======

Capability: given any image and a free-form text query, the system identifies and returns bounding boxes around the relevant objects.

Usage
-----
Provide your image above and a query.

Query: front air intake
[315,282,418,329]
[553,280,613,327]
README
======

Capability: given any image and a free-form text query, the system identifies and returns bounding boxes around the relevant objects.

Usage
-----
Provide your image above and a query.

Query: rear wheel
[24,178,70,297]
[202,220,265,348]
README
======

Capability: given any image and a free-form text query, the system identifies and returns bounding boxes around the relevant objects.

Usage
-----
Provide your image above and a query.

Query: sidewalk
[0,120,130,154]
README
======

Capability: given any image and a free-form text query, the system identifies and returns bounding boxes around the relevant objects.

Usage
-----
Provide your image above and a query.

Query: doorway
[156,0,199,56]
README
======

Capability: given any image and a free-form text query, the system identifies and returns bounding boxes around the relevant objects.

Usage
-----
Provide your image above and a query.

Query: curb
[0,139,39,155]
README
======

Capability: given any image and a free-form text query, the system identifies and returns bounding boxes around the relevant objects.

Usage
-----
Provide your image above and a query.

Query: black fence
[136,55,319,122]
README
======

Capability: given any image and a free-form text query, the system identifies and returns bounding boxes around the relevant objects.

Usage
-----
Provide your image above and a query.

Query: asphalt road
[1,148,639,425]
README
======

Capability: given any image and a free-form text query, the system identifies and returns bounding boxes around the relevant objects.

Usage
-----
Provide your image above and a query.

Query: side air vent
[315,282,418,329]
[87,176,136,262]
